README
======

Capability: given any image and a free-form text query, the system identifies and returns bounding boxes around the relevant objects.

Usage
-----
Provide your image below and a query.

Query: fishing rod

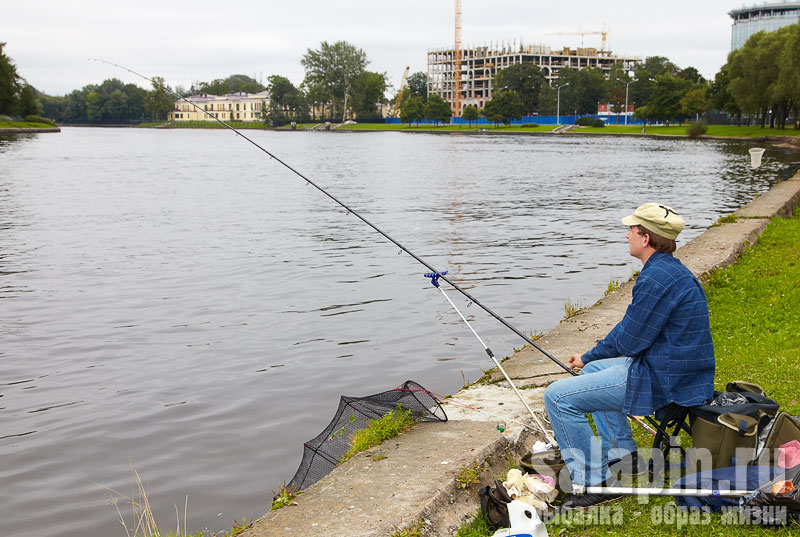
[93,59,575,378]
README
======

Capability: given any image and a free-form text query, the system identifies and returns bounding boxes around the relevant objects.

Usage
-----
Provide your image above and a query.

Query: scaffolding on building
[427,41,641,115]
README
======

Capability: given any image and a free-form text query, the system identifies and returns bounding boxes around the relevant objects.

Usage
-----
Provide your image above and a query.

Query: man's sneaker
[609,451,648,476]
[560,491,622,510]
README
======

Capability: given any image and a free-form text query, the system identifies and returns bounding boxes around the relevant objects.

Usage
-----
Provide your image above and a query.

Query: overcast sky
[2,0,747,96]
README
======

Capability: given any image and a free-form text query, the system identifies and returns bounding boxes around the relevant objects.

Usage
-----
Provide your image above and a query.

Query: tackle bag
[753,412,800,467]
[479,479,512,531]
[689,384,779,468]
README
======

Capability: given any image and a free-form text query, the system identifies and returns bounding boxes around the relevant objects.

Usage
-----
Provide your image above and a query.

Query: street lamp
[616,78,633,126]
[556,82,569,125]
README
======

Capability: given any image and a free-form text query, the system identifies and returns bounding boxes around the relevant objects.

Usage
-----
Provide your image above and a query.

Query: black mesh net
[287,380,447,492]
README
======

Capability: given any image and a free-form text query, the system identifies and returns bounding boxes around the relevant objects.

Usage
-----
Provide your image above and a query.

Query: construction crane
[391,65,410,117]
[545,24,610,53]
[453,0,462,117]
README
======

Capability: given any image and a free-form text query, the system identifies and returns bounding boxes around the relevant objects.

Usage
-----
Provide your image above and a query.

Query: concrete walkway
[245,172,800,537]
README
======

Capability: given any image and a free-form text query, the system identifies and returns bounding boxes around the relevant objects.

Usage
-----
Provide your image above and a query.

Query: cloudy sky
[3,0,746,96]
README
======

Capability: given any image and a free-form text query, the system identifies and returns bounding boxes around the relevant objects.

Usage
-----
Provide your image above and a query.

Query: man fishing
[544,203,716,509]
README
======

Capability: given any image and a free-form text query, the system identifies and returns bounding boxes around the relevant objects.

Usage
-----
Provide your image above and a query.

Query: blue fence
[384,114,646,126]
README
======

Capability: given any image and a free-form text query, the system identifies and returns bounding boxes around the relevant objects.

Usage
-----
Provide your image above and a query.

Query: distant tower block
[729,1,800,50]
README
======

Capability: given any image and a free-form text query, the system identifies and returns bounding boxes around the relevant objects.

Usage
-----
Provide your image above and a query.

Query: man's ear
[640,230,651,248]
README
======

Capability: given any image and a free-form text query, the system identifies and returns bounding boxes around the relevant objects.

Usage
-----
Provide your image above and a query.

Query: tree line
[0,40,389,126]
[3,25,799,128]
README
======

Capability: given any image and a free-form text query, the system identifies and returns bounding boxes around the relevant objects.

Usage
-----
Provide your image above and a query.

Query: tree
[406,72,428,101]
[399,95,424,125]
[350,71,387,120]
[728,29,784,127]
[86,90,103,122]
[678,66,705,84]
[680,86,712,121]
[483,90,523,126]
[462,104,480,127]
[556,67,608,115]
[301,41,368,121]
[776,24,800,128]
[198,74,265,95]
[0,42,21,115]
[105,89,129,123]
[711,63,740,119]
[266,75,309,125]
[646,73,692,123]
[493,63,546,116]
[146,76,174,121]
[424,93,452,126]
[18,84,40,117]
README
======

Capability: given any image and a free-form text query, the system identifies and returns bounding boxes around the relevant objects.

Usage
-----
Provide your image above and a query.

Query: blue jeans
[543,357,638,486]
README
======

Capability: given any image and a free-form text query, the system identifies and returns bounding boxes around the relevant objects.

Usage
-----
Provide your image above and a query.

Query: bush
[24,115,57,127]
[520,123,539,128]
[0,114,12,122]
[574,117,605,127]
[687,120,708,138]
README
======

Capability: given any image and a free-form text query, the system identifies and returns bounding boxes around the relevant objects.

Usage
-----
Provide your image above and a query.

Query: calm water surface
[0,127,792,536]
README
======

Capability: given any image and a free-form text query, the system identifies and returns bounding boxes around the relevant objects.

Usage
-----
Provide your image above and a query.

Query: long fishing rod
[93,59,575,377]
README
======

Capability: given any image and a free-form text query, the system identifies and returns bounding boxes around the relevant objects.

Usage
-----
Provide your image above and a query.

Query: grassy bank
[462,206,800,536]
[0,120,59,129]
[336,123,558,133]
[133,121,800,138]
[574,124,800,138]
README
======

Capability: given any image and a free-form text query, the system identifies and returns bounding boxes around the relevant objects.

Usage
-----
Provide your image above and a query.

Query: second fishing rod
[95,59,576,378]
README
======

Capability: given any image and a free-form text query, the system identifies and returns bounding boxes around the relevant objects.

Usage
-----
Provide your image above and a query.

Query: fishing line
[92,59,575,378]
[424,271,555,443]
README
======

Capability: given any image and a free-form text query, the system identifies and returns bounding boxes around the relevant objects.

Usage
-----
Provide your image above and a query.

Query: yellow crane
[391,65,410,117]
[545,24,610,53]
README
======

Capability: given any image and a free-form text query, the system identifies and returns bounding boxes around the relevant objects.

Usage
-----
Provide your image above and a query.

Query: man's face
[626,226,647,259]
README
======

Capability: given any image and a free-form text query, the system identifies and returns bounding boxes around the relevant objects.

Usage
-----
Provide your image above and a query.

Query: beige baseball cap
[621,203,685,240]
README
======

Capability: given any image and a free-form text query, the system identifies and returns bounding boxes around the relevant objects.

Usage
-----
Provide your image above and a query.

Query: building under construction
[427,42,642,116]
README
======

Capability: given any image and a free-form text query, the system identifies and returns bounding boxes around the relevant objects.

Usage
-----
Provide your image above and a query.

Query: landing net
[287,380,447,492]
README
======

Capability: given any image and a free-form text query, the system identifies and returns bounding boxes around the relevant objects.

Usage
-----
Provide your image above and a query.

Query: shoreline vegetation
[0,120,60,130]
[37,121,800,139]
[4,121,800,140]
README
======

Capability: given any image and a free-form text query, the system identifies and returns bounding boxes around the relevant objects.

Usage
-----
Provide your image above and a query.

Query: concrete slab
[736,174,800,219]
[247,420,535,537]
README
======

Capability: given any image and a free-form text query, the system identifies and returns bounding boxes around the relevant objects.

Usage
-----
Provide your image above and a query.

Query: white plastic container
[749,147,766,169]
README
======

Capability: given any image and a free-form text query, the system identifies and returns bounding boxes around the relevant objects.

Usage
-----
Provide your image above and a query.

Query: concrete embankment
[245,172,800,537]
[0,127,60,133]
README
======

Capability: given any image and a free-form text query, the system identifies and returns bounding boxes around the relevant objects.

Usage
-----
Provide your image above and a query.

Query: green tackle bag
[689,384,779,469]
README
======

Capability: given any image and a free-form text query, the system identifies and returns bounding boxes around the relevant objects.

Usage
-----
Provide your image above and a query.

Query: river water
[0,127,792,536]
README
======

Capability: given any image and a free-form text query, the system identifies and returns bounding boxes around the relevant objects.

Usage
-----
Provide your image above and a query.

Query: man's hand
[568,353,585,370]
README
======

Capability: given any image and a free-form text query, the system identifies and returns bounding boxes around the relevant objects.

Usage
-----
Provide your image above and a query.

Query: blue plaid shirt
[582,252,715,416]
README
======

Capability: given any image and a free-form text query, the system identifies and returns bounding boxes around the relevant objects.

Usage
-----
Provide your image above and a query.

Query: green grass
[574,124,800,137]
[563,298,582,319]
[455,509,493,537]
[339,405,416,463]
[455,207,800,536]
[161,120,273,129]
[269,482,302,511]
[605,279,621,296]
[705,206,800,412]
[331,122,557,132]
[0,120,59,129]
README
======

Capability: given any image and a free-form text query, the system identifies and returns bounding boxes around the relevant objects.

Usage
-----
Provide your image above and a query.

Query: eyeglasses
[659,205,680,218]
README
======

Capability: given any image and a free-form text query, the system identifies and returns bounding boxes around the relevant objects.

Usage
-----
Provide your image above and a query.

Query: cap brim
[621,215,641,226]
